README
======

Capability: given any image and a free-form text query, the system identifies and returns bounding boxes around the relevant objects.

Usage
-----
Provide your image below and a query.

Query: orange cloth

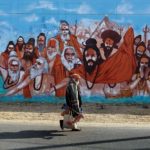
[22,73,32,98]
[55,34,82,59]
[0,52,9,69]
[34,47,40,57]
[71,28,136,84]
[47,39,57,48]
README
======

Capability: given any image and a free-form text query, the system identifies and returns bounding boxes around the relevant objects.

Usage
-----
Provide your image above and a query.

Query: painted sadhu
[15,36,25,59]
[100,29,121,60]
[48,41,82,97]
[35,32,47,57]
[2,57,49,97]
[130,55,150,96]
[44,38,67,97]
[0,51,24,93]
[55,20,82,59]
[135,41,146,64]
[48,27,136,98]
[0,41,15,69]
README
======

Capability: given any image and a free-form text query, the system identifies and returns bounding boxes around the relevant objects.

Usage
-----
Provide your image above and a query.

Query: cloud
[48,29,58,36]
[80,18,98,27]
[45,17,59,26]
[0,21,10,27]
[77,3,93,14]
[0,10,8,16]
[116,0,133,14]
[113,17,133,25]
[113,17,126,24]
[63,3,94,14]
[24,14,39,22]
[28,0,57,11]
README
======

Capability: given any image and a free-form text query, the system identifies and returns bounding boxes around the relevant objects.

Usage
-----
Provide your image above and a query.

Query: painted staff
[143,25,150,46]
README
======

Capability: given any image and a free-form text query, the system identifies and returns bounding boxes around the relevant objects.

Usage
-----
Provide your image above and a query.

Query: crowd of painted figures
[0,20,150,99]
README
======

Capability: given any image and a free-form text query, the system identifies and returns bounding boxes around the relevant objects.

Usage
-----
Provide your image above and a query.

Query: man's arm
[129,76,141,90]
[99,48,106,60]
[48,78,69,94]
[4,76,31,96]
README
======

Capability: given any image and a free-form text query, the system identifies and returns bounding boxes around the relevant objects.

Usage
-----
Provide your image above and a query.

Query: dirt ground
[0,102,150,125]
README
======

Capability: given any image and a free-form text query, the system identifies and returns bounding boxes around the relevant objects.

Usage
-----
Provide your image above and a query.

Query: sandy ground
[0,102,150,126]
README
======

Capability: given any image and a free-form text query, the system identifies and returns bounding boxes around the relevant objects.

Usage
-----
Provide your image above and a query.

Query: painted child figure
[59,74,84,131]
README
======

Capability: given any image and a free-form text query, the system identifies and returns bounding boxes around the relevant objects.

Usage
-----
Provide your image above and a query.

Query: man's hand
[45,87,56,95]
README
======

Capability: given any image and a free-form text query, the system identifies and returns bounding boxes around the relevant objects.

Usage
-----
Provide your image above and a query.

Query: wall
[0,0,150,103]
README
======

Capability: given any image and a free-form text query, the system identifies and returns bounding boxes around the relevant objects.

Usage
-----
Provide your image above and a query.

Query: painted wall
[0,0,150,103]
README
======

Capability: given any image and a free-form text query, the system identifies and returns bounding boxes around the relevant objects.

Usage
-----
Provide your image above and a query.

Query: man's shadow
[0,130,65,140]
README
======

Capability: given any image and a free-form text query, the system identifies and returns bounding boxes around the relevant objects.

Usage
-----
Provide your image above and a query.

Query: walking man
[60,73,83,131]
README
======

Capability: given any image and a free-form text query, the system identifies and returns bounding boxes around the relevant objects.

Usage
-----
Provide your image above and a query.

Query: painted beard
[140,64,148,80]
[17,44,24,51]
[30,65,44,80]
[63,60,74,71]
[103,45,113,58]
[38,44,45,52]
[136,51,143,61]
[84,59,98,74]
[8,69,20,82]
[60,34,70,43]
[47,51,57,60]
[23,51,35,61]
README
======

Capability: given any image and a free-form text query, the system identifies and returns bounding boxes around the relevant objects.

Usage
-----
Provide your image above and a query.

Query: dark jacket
[65,80,82,117]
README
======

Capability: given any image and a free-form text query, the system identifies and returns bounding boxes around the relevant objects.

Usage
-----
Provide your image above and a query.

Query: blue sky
[0,0,150,51]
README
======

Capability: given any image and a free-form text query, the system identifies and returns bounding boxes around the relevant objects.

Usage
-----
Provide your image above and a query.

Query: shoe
[59,120,64,130]
[72,128,81,131]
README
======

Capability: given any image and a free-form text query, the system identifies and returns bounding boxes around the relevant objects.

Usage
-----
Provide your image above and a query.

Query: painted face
[64,48,75,62]
[17,37,24,45]
[60,25,69,35]
[38,36,45,45]
[18,41,23,46]
[9,60,19,72]
[134,38,141,45]
[25,44,33,53]
[30,59,45,79]
[137,45,145,54]
[140,57,149,67]
[35,59,44,70]
[104,38,114,48]
[85,48,97,66]
[8,45,15,52]
[84,48,98,74]
[47,47,57,60]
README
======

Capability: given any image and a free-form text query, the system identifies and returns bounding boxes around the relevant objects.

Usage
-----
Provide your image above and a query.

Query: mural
[0,0,150,103]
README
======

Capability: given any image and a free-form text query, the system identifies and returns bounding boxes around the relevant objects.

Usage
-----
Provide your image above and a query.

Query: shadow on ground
[0,130,65,140]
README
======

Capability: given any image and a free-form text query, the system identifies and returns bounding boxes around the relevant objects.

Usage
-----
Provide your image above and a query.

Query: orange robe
[34,47,40,58]
[23,73,32,98]
[55,34,82,59]
[21,59,36,98]
[71,28,136,84]
[0,52,9,69]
